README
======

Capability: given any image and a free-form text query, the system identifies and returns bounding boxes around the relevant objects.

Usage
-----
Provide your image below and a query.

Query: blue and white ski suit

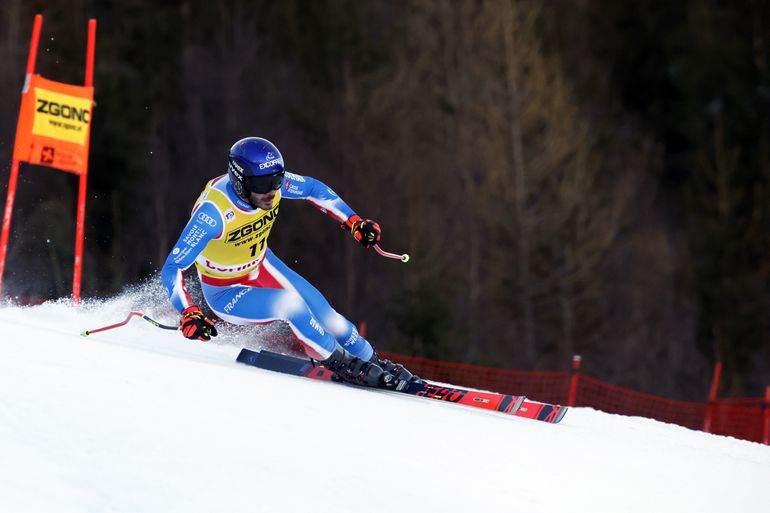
[160,172,373,361]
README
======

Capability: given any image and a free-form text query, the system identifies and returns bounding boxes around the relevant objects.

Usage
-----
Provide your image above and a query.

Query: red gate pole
[71,18,96,304]
[703,361,722,433]
[0,14,43,297]
[762,386,770,446]
[567,355,582,407]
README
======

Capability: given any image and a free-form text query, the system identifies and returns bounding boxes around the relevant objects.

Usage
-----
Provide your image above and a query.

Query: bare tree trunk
[339,61,358,317]
[750,0,767,73]
[559,245,575,365]
[3,0,20,64]
[110,190,126,290]
[440,0,480,356]
[503,0,536,366]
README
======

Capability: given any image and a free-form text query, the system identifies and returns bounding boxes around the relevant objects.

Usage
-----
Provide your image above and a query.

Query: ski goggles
[243,170,285,194]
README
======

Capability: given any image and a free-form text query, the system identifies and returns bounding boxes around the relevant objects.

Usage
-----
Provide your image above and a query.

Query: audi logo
[197,212,217,227]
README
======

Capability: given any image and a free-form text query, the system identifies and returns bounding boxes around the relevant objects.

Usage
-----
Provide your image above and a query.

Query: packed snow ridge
[1,288,769,513]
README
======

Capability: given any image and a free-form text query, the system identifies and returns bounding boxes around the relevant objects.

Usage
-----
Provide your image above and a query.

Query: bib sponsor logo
[224,209,235,223]
[197,212,217,227]
[225,203,279,243]
[200,256,262,274]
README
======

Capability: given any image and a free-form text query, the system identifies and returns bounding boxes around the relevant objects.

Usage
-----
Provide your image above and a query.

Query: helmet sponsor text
[258,159,283,170]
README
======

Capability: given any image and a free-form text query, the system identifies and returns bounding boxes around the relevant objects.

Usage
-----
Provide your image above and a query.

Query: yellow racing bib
[193,178,281,280]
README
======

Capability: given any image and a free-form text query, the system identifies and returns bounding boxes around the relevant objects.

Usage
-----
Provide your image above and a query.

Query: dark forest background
[1,0,768,401]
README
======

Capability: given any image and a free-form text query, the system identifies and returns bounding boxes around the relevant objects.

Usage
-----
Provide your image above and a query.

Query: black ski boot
[370,352,423,385]
[321,346,398,389]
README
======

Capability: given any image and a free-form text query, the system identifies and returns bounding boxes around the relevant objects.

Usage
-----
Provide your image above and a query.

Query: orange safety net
[381,352,571,405]
[573,374,706,430]
[710,398,765,443]
[380,352,768,444]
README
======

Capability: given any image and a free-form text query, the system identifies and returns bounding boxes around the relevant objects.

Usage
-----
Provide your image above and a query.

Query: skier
[161,136,418,389]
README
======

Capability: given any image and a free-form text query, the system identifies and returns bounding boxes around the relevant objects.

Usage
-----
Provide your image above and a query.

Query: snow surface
[1,292,769,513]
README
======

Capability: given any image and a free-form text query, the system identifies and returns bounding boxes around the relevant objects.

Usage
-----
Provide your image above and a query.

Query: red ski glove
[343,214,381,248]
[180,305,218,341]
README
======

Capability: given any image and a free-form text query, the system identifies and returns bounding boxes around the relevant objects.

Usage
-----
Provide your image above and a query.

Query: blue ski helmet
[227,137,285,199]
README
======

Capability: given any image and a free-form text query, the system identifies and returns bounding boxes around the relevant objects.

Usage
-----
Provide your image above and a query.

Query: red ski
[236,349,567,423]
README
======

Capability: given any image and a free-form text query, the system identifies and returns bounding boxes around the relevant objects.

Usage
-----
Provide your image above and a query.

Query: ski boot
[370,352,424,385]
[321,346,398,389]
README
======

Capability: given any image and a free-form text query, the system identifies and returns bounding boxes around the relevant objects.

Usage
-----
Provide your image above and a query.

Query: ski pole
[81,311,178,337]
[373,244,410,263]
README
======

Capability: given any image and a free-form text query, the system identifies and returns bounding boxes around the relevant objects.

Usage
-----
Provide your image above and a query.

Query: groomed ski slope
[1,292,769,513]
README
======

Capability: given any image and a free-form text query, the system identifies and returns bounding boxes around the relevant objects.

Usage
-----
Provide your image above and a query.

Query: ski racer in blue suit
[161,137,417,389]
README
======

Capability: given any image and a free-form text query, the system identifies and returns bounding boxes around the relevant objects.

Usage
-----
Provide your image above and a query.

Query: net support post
[703,361,722,433]
[567,354,582,407]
